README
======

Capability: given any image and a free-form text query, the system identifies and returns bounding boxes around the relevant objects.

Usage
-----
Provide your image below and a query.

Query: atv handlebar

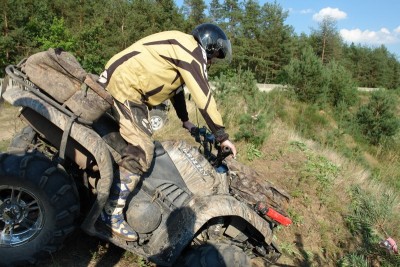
[190,126,232,168]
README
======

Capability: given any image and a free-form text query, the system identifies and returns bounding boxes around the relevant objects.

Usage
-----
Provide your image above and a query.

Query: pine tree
[310,17,342,64]
[182,0,207,31]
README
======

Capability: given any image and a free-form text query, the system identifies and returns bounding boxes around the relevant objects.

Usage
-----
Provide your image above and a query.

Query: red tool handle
[265,207,292,226]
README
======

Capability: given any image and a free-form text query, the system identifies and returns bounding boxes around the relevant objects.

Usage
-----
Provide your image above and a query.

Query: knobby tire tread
[0,153,80,266]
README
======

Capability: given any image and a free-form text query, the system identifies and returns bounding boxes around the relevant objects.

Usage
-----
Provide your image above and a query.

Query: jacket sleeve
[171,89,189,122]
[175,46,229,142]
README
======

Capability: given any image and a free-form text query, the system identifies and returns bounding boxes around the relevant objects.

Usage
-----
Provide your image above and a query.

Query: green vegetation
[1,0,399,89]
[284,46,357,107]
[356,90,400,145]
[213,70,400,266]
[215,70,272,149]
[340,186,400,267]
[0,140,9,151]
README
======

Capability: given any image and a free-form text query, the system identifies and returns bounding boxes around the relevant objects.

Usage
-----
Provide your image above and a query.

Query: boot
[100,167,140,241]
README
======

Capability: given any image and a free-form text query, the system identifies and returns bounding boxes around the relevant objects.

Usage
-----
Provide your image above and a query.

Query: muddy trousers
[101,99,155,241]
[114,99,155,174]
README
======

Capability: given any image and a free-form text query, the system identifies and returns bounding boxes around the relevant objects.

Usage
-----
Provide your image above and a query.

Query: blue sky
[175,0,400,58]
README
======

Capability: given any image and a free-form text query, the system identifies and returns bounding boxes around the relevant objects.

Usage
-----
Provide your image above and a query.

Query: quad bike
[0,64,291,266]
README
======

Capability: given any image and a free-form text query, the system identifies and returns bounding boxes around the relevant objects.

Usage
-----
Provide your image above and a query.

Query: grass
[0,140,9,152]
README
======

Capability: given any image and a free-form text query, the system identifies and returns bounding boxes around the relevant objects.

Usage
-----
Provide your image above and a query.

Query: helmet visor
[211,39,232,64]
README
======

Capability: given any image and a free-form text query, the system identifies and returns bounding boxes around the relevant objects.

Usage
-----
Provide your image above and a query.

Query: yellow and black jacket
[104,31,228,142]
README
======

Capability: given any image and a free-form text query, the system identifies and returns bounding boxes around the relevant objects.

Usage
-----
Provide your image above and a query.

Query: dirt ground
[37,231,152,267]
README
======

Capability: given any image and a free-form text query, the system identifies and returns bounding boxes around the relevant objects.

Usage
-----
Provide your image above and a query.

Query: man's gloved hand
[221,139,237,158]
[182,120,196,132]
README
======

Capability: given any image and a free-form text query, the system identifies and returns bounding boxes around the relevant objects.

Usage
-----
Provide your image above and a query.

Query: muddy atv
[0,63,290,267]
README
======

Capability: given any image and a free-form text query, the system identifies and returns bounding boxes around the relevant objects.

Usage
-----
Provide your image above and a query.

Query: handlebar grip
[222,146,231,153]
[190,127,199,136]
[221,145,232,157]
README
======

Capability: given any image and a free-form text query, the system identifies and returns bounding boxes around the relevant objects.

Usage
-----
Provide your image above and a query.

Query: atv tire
[0,153,80,266]
[176,243,251,267]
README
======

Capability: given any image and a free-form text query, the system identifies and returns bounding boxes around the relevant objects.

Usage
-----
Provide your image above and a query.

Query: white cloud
[286,8,313,15]
[340,28,399,45]
[313,7,347,21]
[300,9,313,14]
[381,28,390,34]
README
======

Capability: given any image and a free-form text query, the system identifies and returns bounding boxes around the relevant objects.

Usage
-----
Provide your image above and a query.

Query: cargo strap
[83,74,114,105]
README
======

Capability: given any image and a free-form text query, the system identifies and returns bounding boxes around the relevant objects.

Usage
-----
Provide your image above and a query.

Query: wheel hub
[1,200,25,224]
[0,186,43,247]
[150,116,163,130]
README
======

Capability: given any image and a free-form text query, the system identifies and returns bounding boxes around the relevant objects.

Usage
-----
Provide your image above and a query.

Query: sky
[175,0,400,58]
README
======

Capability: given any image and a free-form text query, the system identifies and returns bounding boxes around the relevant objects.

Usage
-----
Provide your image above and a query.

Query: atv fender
[189,195,274,243]
[148,195,273,266]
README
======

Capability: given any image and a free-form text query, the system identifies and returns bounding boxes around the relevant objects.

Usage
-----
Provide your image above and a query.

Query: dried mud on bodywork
[226,157,291,215]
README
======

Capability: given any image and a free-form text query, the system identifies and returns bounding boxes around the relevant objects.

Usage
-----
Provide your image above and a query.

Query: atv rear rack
[5,65,93,125]
[3,64,114,238]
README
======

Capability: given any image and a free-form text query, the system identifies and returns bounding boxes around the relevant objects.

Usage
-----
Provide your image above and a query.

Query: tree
[37,17,75,51]
[220,0,242,39]
[387,54,400,89]
[258,2,294,82]
[209,0,224,24]
[310,17,342,64]
[0,0,57,75]
[237,0,262,74]
[342,43,400,89]
[182,0,207,31]
[370,46,393,88]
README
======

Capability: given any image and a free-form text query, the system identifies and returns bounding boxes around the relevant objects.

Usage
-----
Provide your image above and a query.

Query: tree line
[1,0,399,89]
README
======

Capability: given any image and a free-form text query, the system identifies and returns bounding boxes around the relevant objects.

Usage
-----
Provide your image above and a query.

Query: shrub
[356,90,400,145]
[293,104,329,140]
[284,47,358,108]
[234,112,267,147]
[326,60,358,107]
[214,70,271,148]
[283,46,329,103]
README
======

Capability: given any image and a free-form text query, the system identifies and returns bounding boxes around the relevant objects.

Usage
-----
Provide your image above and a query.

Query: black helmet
[192,23,232,63]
